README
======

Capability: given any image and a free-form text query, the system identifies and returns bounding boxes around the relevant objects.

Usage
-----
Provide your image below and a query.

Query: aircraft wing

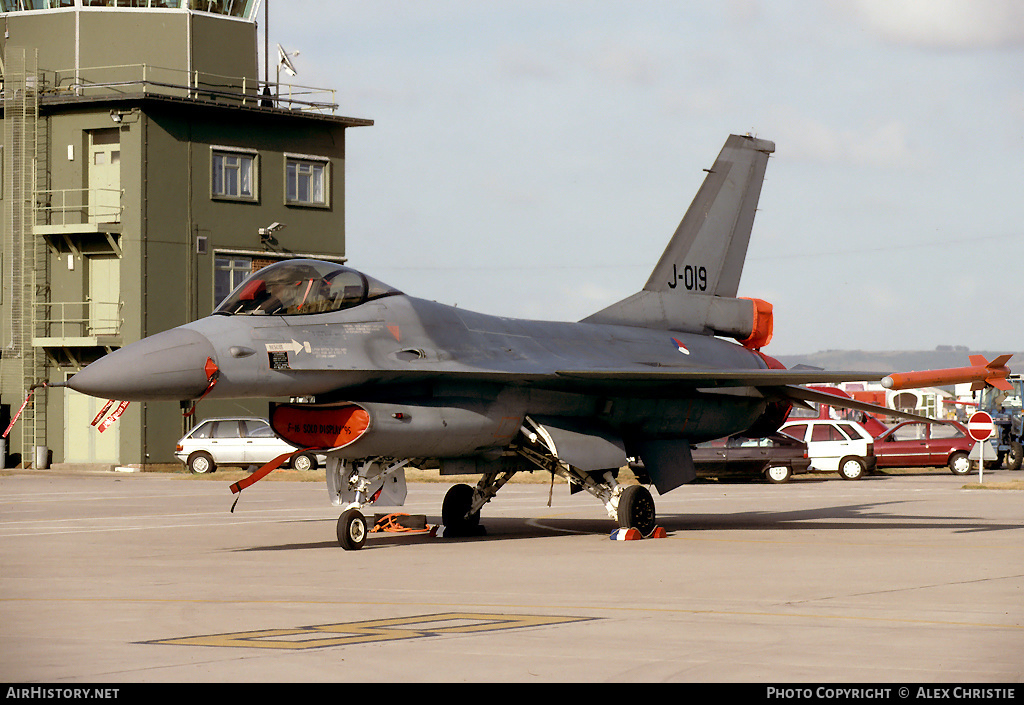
[553,367,939,423]
[554,368,885,388]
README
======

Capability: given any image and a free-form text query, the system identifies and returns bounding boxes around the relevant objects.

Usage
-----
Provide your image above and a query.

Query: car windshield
[213,259,402,316]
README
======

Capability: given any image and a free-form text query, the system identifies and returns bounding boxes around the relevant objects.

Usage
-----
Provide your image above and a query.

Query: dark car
[691,432,812,483]
[872,420,974,475]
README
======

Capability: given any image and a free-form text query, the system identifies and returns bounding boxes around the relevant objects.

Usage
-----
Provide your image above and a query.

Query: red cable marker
[90,400,115,427]
[97,400,130,433]
[229,448,322,513]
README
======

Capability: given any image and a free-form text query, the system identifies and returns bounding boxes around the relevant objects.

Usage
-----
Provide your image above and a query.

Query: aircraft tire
[292,452,317,472]
[766,465,792,484]
[617,485,656,535]
[441,483,480,535]
[948,451,971,475]
[187,451,216,475]
[337,508,367,550]
[838,457,865,481]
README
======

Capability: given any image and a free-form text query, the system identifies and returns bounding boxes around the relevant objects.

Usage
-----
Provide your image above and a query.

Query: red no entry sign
[967,411,995,442]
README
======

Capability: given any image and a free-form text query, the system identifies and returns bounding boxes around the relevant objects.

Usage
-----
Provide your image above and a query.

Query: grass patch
[961,480,1024,490]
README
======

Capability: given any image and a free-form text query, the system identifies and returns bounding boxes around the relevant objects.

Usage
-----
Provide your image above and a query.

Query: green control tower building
[0,1,372,469]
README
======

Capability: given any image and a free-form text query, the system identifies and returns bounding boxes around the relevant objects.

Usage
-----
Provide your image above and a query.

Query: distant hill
[773,348,1023,375]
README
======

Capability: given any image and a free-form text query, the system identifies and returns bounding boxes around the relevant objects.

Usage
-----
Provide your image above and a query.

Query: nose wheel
[337,508,368,550]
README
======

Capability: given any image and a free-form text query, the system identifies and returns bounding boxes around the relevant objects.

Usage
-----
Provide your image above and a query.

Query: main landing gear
[439,465,658,539]
[516,421,660,536]
[324,426,662,550]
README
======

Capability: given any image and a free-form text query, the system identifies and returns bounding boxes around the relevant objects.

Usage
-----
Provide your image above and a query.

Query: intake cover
[270,402,371,449]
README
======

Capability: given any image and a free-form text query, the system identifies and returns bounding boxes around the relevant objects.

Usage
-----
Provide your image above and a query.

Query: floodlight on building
[259,222,286,244]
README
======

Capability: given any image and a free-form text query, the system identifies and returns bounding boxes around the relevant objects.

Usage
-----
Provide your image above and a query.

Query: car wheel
[292,452,317,472]
[187,451,216,475]
[838,456,865,481]
[766,465,791,484]
[948,451,971,476]
[1007,442,1023,471]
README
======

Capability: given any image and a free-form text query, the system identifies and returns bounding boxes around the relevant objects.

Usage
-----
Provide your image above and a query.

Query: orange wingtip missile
[881,355,1013,391]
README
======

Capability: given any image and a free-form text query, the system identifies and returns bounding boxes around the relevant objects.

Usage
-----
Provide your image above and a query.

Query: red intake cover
[270,403,370,450]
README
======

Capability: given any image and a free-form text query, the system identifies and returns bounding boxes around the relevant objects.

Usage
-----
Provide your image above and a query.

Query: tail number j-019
[668,263,707,291]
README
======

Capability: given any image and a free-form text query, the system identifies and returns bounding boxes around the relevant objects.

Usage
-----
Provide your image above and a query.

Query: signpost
[967,411,995,482]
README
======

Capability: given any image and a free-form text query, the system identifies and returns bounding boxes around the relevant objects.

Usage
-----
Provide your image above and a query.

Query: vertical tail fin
[646,134,774,297]
[583,134,775,343]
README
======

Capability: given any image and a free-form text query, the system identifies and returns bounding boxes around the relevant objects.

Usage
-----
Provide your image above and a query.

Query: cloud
[850,0,1024,49]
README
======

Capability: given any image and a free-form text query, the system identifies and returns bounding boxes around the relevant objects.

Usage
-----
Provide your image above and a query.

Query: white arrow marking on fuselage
[264,340,309,355]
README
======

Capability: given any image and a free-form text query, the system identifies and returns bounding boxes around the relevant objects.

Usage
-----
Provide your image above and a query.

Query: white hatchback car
[778,419,877,480]
[175,417,325,474]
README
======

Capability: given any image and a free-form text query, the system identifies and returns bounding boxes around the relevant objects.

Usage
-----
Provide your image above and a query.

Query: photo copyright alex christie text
[766,687,1016,701]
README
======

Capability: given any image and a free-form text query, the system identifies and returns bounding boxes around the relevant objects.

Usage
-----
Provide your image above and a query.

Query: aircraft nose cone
[68,328,217,401]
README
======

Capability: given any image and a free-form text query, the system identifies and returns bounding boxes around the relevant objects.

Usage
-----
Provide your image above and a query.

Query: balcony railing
[36,187,123,226]
[34,300,123,341]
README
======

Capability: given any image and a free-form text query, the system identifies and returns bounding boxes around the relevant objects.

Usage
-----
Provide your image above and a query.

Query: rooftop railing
[1,1,257,20]
[34,63,340,113]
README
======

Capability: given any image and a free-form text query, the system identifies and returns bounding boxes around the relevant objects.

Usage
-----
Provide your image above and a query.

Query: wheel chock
[610,527,642,541]
[610,526,667,541]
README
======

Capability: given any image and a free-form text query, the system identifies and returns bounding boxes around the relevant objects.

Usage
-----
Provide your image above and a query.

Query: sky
[269,0,1024,356]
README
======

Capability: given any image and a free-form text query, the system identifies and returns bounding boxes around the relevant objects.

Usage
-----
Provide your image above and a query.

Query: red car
[872,420,974,475]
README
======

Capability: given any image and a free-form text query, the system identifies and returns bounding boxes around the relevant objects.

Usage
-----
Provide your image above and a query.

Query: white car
[175,417,325,474]
[778,419,877,480]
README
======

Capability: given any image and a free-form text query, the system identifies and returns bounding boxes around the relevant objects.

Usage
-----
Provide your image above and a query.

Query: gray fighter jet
[68,134,920,549]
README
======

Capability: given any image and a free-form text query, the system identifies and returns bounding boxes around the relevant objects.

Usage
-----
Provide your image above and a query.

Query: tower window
[285,156,329,207]
[211,148,257,201]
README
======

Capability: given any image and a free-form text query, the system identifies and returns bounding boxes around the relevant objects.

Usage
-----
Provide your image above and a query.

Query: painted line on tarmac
[146,612,597,650]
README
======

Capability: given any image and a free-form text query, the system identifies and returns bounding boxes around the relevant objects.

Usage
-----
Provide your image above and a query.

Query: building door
[86,254,120,336]
[64,389,119,464]
[88,128,121,223]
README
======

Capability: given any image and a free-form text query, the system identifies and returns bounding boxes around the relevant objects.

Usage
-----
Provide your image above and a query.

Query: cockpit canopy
[213,259,402,316]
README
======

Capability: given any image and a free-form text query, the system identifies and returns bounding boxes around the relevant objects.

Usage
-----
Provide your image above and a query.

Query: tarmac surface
[1,467,1022,683]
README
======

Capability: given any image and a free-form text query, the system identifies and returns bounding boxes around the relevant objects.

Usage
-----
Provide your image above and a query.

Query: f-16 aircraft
[67,134,973,550]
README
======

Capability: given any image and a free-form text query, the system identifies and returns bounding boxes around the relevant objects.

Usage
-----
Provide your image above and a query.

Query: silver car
[175,417,324,474]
